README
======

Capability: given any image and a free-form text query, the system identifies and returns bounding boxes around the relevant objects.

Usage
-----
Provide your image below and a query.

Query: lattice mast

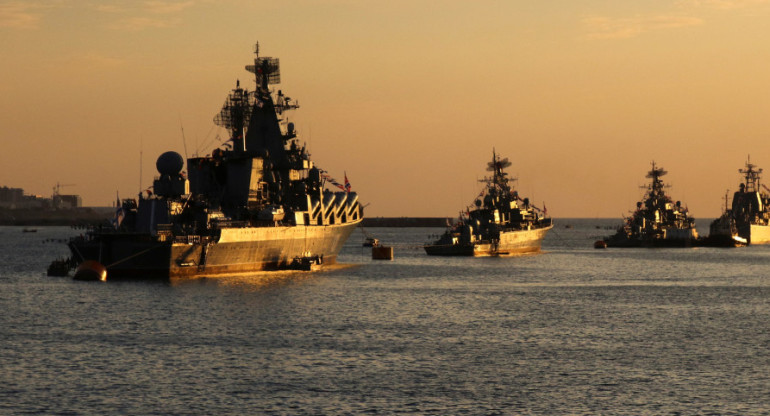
[740,156,763,193]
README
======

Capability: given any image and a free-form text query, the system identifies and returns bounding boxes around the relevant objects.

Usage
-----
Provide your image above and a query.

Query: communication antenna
[139,139,143,196]
[180,116,189,160]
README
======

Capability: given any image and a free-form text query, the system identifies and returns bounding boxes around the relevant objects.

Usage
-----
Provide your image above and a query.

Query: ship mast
[484,149,514,193]
[740,156,762,193]
[646,161,668,195]
[213,79,251,153]
[246,42,281,91]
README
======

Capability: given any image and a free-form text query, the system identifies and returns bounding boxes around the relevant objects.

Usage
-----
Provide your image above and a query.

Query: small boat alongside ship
[705,159,770,246]
[424,151,553,256]
[55,43,363,279]
[604,162,698,247]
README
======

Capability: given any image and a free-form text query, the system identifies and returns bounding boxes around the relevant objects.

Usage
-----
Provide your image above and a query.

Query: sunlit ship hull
[707,221,770,246]
[69,221,360,278]
[424,225,552,256]
[743,224,770,245]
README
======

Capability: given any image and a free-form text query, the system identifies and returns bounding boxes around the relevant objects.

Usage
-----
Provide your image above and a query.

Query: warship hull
[69,221,360,278]
[700,234,747,247]
[706,222,770,246]
[704,218,747,247]
[424,225,552,256]
[742,224,770,245]
[606,228,699,247]
[605,237,697,248]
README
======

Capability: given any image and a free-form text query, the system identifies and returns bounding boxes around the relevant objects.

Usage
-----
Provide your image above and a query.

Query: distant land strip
[0,208,452,228]
[362,217,451,227]
[0,207,114,226]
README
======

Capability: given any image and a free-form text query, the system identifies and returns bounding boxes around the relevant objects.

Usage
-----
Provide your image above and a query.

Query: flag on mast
[344,172,351,193]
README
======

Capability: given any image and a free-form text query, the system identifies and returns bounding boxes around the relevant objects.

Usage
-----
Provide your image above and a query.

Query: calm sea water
[3,219,770,415]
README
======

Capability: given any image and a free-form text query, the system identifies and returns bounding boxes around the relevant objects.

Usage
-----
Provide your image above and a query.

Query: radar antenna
[213,80,253,130]
[246,42,281,86]
[646,161,668,179]
[487,157,512,172]
[739,156,762,193]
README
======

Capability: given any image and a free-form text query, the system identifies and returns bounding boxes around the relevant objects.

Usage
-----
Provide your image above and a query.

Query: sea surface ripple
[2,220,770,414]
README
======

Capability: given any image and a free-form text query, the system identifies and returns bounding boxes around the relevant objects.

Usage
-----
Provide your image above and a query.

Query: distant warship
[62,43,363,278]
[605,162,698,247]
[424,151,553,256]
[707,159,770,246]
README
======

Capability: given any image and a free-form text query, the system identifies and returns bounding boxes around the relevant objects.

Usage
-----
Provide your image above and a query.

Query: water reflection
[168,264,361,291]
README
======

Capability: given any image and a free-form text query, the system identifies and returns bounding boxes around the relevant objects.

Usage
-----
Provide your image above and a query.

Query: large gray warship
[707,159,770,246]
[605,162,698,247]
[63,44,363,279]
[424,151,552,256]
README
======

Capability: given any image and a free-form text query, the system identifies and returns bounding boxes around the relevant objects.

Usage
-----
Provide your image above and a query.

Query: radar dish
[487,157,512,171]
[246,57,281,84]
[646,167,667,178]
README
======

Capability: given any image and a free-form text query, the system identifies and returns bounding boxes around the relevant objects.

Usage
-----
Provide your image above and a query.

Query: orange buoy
[594,240,608,249]
[73,260,108,281]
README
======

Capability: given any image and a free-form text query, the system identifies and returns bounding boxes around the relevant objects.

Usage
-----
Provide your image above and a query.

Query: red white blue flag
[344,172,351,193]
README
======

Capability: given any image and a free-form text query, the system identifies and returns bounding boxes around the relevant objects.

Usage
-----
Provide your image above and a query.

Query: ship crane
[52,182,75,198]
[52,182,76,210]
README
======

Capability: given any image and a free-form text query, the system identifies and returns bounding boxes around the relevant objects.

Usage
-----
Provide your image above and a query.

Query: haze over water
[4,1,770,217]
[4,221,770,414]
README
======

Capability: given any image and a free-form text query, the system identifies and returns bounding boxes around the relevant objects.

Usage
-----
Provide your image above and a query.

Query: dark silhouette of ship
[63,43,363,278]
[707,158,770,246]
[424,151,552,256]
[605,162,698,247]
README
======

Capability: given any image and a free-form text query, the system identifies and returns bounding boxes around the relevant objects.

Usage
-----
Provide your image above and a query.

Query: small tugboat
[46,257,73,276]
[59,43,363,279]
[706,158,770,246]
[604,162,698,247]
[360,227,379,247]
[424,150,553,256]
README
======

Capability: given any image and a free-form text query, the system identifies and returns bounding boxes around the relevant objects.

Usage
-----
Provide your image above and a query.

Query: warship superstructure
[707,159,770,246]
[424,151,552,256]
[64,44,363,278]
[605,162,698,247]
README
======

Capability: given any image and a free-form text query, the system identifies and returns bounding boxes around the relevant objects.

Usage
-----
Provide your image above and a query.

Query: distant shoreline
[361,217,453,227]
[0,207,114,226]
[0,209,625,227]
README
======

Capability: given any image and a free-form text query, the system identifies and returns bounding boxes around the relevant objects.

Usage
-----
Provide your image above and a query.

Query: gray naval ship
[605,162,698,247]
[424,151,553,256]
[64,44,363,279]
[707,159,770,246]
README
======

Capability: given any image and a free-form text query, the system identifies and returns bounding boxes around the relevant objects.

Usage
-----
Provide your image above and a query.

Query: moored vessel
[605,162,698,247]
[424,151,553,256]
[61,43,363,279]
[706,158,770,246]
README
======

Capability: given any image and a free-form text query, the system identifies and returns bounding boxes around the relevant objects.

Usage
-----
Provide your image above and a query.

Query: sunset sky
[3,0,770,218]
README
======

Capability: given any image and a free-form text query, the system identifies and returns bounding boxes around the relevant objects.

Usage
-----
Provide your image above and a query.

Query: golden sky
[2,0,770,218]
